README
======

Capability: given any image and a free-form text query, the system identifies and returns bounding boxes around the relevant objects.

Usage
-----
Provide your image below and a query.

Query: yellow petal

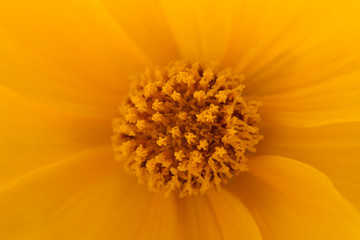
[175,195,222,240]
[138,194,177,240]
[100,0,180,65]
[0,34,120,115]
[258,122,360,209]
[159,0,233,62]
[175,190,262,240]
[0,0,152,102]
[257,70,360,127]
[0,85,110,184]
[223,0,360,95]
[1,147,177,239]
[51,178,177,240]
[227,155,360,240]
[0,147,117,239]
[206,189,263,240]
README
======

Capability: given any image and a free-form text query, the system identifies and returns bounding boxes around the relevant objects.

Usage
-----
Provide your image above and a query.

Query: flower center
[112,61,262,197]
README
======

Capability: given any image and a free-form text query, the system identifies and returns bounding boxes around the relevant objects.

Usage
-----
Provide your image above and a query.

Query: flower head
[113,61,262,197]
[1,0,360,239]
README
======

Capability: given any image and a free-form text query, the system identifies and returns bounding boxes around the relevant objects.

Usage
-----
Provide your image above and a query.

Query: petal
[137,194,177,240]
[100,0,180,65]
[222,0,360,94]
[175,195,222,240]
[227,155,360,240]
[175,190,262,240]
[159,0,234,62]
[51,175,177,240]
[0,146,177,240]
[257,71,360,127]
[0,34,119,116]
[0,85,111,184]
[258,122,360,209]
[0,0,152,107]
[206,189,263,240]
[0,147,117,239]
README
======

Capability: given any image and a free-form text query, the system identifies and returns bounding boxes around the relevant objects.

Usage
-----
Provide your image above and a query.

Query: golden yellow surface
[0,0,360,239]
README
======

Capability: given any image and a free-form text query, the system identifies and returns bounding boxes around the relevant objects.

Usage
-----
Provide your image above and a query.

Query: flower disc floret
[112,61,262,197]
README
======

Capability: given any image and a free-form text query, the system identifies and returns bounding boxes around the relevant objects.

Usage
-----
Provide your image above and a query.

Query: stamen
[112,60,263,197]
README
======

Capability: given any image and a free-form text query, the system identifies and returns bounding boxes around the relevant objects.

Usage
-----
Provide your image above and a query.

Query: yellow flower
[1,0,360,239]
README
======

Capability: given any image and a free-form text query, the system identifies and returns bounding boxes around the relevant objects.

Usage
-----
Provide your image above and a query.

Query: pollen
[112,60,263,197]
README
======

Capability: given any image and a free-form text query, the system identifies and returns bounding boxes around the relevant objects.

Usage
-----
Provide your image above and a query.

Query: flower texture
[1,0,360,239]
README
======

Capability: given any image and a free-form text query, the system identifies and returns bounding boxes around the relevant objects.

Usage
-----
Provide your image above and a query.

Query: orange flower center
[112,61,263,197]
